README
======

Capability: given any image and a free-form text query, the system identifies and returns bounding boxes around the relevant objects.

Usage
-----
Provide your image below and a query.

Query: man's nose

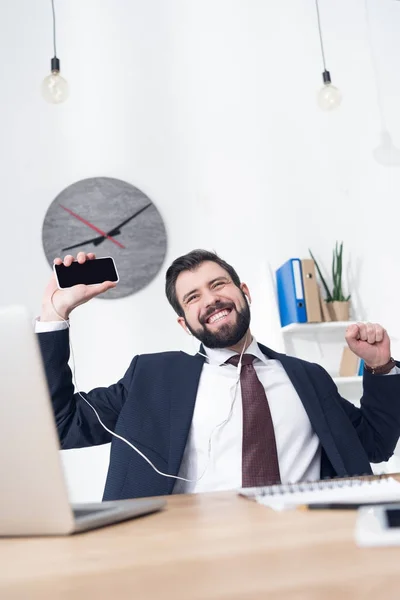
[204,291,221,308]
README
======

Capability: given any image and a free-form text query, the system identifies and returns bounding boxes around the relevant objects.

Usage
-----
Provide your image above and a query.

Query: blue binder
[276,258,308,327]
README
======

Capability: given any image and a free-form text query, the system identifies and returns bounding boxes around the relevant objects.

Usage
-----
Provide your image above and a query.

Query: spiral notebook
[239,476,400,510]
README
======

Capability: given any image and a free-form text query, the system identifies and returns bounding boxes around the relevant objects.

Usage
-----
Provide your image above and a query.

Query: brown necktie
[227,354,281,487]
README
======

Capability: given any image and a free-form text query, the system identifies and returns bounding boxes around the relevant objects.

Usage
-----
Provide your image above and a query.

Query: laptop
[0,305,166,536]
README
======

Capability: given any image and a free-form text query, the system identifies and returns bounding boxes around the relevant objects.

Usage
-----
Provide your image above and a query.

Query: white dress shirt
[35,320,400,494]
[173,339,321,493]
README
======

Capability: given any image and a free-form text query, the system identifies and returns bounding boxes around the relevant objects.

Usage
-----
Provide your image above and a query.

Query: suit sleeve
[37,328,138,449]
[315,363,400,463]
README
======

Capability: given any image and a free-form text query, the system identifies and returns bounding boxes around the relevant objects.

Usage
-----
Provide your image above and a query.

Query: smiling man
[37,249,400,501]
[173,258,251,350]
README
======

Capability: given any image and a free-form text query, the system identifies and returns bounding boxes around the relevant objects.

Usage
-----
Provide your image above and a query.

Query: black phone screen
[386,509,400,529]
[54,258,118,288]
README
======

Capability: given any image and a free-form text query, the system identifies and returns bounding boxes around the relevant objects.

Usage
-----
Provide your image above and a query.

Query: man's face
[175,261,251,349]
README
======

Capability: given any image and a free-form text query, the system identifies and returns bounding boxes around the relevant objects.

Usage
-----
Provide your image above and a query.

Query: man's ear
[240,283,251,305]
[178,317,192,335]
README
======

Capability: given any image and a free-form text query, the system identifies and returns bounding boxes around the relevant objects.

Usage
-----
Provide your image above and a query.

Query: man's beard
[185,297,251,349]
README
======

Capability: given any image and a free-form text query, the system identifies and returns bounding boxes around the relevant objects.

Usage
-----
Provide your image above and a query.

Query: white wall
[1,0,400,501]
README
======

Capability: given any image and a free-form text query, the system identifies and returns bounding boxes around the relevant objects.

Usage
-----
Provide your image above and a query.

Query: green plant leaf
[338,242,344,301]
[310,242,350,303]
[332,249,337,300]
[309,249,333,302]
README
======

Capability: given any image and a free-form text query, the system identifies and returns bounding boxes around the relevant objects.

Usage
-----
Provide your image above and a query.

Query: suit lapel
[258,343,347,477]
[167,351,205,491]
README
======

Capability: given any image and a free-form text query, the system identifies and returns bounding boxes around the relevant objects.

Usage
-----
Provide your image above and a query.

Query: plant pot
[331,300,350,322]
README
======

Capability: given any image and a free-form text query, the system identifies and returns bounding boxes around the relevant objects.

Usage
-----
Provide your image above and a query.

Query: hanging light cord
[51,0,57,57]
[364,0,386,130]
[315,0,327,71]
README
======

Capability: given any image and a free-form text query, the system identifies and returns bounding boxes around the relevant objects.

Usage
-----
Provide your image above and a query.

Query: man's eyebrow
[182,288,198,304]
[209,277,229,285]
[182,277,230,304]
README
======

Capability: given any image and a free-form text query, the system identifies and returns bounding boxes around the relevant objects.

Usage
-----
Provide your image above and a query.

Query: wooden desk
[1,491,400,600]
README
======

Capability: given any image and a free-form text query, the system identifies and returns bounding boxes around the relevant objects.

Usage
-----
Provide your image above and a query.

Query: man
[37,249,400,500]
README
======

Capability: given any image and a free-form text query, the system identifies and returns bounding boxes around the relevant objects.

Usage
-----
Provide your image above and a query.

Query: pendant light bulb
[42,0,68,104]
[315,0,342,112]
[42,58,69,104]
[317,70,342,111]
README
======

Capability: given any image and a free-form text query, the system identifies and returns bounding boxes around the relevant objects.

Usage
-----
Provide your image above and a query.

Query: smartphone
[356,503,400,547]
[53,257,119,289]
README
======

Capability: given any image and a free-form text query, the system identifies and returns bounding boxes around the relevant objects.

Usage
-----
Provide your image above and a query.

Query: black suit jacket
[38,330,400,500]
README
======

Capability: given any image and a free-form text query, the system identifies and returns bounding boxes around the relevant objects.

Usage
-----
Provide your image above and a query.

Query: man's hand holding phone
[41,252,117,322]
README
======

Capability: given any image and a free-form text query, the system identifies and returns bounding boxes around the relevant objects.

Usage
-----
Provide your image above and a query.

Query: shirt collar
[203,337,269,367]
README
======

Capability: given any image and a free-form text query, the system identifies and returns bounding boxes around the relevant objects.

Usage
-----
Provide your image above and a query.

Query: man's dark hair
[165,249,241,316]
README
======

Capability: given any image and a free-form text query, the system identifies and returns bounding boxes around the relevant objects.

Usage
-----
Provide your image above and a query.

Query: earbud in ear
[245,295,251,305]
[186,328,192,336]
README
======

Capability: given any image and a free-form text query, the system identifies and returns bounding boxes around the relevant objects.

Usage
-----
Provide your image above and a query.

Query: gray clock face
[42,177,168,299]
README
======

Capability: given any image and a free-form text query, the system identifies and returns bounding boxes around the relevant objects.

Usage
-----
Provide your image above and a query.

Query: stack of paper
[240,477,400,511]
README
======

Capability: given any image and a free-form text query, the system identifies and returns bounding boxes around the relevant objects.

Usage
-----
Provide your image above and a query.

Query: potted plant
[309,242,351,321]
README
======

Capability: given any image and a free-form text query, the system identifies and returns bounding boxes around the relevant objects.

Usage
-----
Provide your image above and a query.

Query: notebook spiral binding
[242,474,389,497]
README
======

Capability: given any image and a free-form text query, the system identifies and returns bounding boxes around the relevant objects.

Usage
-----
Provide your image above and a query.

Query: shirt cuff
[34,317,69,333]
[385,366,400,376]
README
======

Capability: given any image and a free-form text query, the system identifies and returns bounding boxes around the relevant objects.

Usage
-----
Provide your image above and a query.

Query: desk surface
[1,491,400,600]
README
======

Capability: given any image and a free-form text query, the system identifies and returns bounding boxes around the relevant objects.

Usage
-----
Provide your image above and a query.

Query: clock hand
[62,231,122,252]
[93,231,120,246]
[62,240,98,252]
[107,203,152,235]
[59,204,125,249]
[60,203,151,251]
[86,204,153,246]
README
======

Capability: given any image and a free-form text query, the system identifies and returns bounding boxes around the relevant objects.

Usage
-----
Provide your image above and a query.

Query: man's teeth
[208,309,230,324]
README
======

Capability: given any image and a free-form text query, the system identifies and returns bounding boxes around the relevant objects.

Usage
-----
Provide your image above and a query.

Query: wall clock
[42,177,168,299]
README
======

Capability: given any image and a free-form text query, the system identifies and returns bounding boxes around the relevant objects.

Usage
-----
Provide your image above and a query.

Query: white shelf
[282,321,357,335]
[332,376,362,386]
